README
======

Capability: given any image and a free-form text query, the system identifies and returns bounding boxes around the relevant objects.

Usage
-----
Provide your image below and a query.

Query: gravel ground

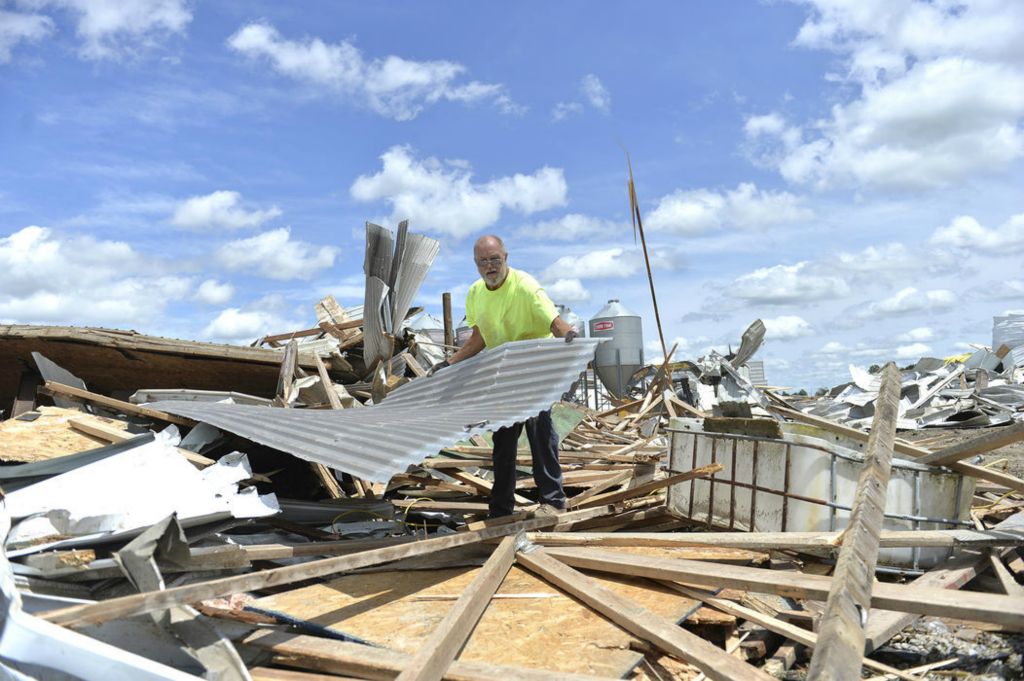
[875,618,1024,680]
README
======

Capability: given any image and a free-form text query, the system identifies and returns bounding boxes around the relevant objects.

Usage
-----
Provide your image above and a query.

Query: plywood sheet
[252,561,704,678]
[0,407,127,463]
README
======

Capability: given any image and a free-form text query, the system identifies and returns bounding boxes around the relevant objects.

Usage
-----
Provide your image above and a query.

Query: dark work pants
[489,409,566,517]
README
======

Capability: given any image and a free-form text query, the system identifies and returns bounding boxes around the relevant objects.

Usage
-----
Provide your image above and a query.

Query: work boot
[531,504,563,519]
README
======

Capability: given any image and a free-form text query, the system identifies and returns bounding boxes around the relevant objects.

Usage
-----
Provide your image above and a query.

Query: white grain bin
[588,299,643,398]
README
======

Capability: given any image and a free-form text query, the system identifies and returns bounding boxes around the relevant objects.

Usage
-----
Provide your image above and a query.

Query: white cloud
[201,306,301,343]
[541,248,637,281]
[894,342,932,359]
[551,73,611,120]
[755,2,1024,190]
[731,262,850,304]
[216,228,338,280]
[897,326,934,342]
[861,286,956,318]
[227,21,516,121]
[0,225,191,326]
[581,74,610,112]
[544,278,590,304]
[792,1,1024,65]
[0,10,54,63]
[929,213,1024,254]
[37,0,192,61]
[551,101,583,121]
[171,190,282,231]
[518,213,622,241]
[646,183,813,234]
[194,279,234,305]
[817,341,848,355]
[832,242,925,275]
[350,145,566,237]
[763,315,814,340]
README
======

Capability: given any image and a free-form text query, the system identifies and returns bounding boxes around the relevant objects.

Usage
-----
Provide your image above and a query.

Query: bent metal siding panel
[154,338,601,482]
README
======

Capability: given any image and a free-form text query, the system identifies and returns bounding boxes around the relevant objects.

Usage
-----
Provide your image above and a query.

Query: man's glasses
[476,256,504,268]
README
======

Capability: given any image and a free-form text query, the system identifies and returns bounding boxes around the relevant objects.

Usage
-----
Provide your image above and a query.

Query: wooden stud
[915,421,1024,467]
[664,584,918,681]
[517,547,773,681]
[395,537,517,681]
[566,470,633,508]
[542,546,1024,629]
[808,364,900,681]
[243,630,618,681]
[577,463,723,508]
[37,381,195,427]
[442,292,454,358]
[41,513,596,629]
[527,528,1023,551]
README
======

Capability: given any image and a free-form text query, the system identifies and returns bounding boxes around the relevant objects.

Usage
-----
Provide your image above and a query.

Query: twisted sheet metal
[389,232,439,336]
[361,276,390,368]
[153,338,602,483]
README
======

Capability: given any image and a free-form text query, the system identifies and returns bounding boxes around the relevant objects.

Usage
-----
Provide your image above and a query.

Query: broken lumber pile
[2,224,1024,680]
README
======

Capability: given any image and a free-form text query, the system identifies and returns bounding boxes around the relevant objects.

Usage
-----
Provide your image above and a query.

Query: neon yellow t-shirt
[465,268,558,349]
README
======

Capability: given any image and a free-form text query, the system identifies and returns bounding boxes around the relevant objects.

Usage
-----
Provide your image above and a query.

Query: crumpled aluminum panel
[154,338,601,482]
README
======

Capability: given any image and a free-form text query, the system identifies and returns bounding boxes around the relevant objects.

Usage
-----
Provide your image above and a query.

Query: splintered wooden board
[251,561,706,677]
[0,406,128,463]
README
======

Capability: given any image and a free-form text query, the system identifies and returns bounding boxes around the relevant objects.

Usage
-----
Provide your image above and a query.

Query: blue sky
[1,0,1022,390]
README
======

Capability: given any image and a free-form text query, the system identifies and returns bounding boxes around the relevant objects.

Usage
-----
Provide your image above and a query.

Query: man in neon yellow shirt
[440,235,577,517]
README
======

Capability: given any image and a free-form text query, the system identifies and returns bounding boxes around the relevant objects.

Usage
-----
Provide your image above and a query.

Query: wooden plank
[807,363,900,681]
[915,421,1024,467]
[566,470,633,508]
[66,416,215,468]
[766,401,1024,494]
[274,340,299,406]
[406,352,428,378]
[442,292,454,355]
[272,343,341,499]
[395,537,516,681]
[250,557,694,676]
[517,548,773,681]
[249,667,363,681]
[313,354,372,498]
[664,584,918,681]
[37,382,195,426]
[542,547,1024,629]
[393,500,491,513]
[578,463,723,508]
[1,324,325,368]
[261,327,326,343]
[313,354,343,410]
[244,630,620,681]
[446,471,531,506]
[528,528,1023,550]
[41,512,599,629]
[974,513,1024,597]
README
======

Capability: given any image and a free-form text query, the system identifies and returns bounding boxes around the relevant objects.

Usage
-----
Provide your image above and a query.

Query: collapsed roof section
[152,338,602,482]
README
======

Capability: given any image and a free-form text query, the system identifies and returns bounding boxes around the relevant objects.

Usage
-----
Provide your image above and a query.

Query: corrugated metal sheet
[362,276,390,367]
[153,338,601,483]
[389,233,439,335]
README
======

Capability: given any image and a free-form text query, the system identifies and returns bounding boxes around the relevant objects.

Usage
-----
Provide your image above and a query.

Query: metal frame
[670,429,970,533]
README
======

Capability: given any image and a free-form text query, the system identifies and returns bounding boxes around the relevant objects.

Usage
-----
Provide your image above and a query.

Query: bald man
[439,235,577,518]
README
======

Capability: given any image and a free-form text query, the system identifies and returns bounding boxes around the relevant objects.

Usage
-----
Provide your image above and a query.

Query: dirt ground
[901,425,1024,479]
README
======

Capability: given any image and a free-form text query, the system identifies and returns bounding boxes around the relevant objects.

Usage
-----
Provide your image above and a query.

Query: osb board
[0,407,126,463]
[252,563,704,677]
